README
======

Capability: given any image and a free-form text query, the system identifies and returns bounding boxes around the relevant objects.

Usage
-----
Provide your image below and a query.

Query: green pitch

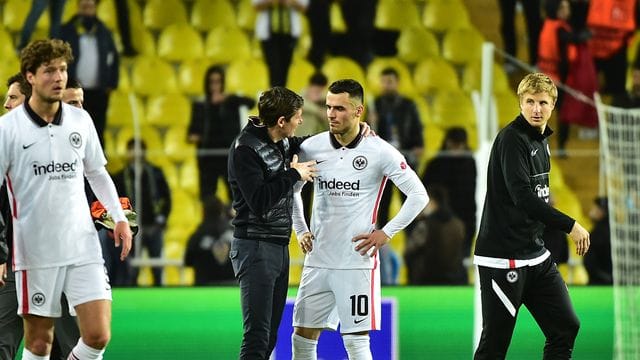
[102,286,612,359]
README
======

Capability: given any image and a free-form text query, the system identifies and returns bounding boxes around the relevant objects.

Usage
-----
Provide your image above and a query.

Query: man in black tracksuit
[227,87,317,359]
[473,73,591,359]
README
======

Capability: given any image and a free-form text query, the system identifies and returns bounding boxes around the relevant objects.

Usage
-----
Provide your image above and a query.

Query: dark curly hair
[258,86,304,127]
[20,39,74,78]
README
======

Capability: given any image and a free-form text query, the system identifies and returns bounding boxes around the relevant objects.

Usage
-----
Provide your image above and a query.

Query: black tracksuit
[474,115,580,360]
[227,118,303,360]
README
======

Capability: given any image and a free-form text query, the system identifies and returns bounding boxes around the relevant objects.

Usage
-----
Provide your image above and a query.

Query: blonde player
[291,79,428,359]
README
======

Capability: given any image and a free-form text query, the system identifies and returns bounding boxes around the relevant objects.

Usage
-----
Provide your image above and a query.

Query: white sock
[292,333,318,360]
[22,349,49,360]
[343,334,372,360]
[67,338,105,360]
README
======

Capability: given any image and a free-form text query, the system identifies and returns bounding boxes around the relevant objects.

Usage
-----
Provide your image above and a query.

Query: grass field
[103,286,613,359]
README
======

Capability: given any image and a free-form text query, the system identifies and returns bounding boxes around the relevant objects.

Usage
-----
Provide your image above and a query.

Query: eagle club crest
[506,270,518,283]
[69,132,82,148]
[352,156,367,170]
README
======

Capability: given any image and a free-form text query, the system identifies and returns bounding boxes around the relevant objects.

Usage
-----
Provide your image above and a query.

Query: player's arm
[85,167,132,260]
[292,180,313,253]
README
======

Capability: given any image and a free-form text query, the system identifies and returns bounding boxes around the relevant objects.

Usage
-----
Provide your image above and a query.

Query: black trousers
[498,0,542,64]
[230,238,289,360]
[261,34,296,87]
[475,257,580,360]
[83,88,110,146]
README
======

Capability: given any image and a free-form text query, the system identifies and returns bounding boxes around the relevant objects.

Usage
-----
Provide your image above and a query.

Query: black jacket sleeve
[233,146,301,217]
[499,132,575,233]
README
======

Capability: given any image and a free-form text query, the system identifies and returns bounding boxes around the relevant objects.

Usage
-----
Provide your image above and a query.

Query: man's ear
[277,116,286,128]
[355,104,364,118]
[25,72,35,86]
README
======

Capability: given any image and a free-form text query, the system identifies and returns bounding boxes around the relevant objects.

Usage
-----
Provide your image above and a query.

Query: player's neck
[334,123,360,146]
[28,96,60,123]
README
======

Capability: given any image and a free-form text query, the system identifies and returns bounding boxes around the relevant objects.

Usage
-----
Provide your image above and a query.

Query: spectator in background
[62,78,84,108]
[306,0,331,68]
[422,127,476,259]
[3,73,29,111]
[188,65,255,200]
[543,194,569,265]
[17,0,67,51]
[112,139,171,286]
[184,196,235,285]
[253,0,308,87]
[60,0,119,145]
[612,64,640,108]
[584,196,612,284]
[114,0,137,56]
[339,0,377,67]
[370,67,423,229]
[404,185,467,285]
[498,0,542,69]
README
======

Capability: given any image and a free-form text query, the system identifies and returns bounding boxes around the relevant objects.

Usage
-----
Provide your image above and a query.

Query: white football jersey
[0,103,106,270]
[293,131,428,269]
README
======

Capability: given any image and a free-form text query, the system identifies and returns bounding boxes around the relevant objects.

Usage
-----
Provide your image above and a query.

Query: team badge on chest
[352,156,367,170]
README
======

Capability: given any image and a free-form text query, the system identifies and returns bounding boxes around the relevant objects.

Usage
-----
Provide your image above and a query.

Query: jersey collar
[329,124,364,149]
[24,101,63,127]
[515,114,553,140]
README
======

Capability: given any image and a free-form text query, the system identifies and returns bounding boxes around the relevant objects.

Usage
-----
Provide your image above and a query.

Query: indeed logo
[318,177,360,190]
[32,160,78,176]
[534,184,550,201]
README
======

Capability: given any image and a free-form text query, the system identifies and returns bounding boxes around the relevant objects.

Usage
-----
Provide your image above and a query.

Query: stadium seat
[0,28,17,63]
[143,0,188,31]
[431,90,477,129]
[396,26,440,65]
[204,26,252,64]
[96,0,117,31]
[321,57,366,85]
[191,0,236,32]
[226,58,269,98]
[413,58,460,97]
[442,27,484,66]
[286,57,316,94]
[61,1,78,23]
[115,126,165,165]
[4,0,48,32]
[117,65,131,92]
[422,0,471,33]
[132,29,156,56]
[157,23,204,62]
[330,1,346,33]
[159,163,180,192]
[411,94,432,127]
[178,159,200,197]
[167,189,202,233]
[130,56,178,97]
[462,63,510,95]
[164,126,196,163]
[374,0,420,31]
[366,57,415,97]
[145,93,192,128]
[177,58,211,96]
[494,91,519,129]
[293,33,312,60]
[106,90,145,129]
[237,0,257,32]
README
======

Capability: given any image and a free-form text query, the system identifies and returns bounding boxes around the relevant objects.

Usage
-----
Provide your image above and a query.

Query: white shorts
[293,267,381,334]
[15,262,112,317]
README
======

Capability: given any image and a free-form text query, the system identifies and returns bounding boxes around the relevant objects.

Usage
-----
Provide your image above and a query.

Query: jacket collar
[514,114,553,140]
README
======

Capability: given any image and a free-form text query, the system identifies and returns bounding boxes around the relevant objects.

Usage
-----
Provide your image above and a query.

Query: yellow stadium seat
[375,0,420,31]
[106,90,145,129]
[4,0,49,32]
[168,189,202,231]
[115,126,164,164]
[178,160,200,197]
[237,0,257,32]
[178,58,211,96]
[442,27,484,66]
[131,29,156,56]
[157,23,204,62]
[130,57,178,97]
[286,57,316,94]
[117,65,131,92]
[145,93,191,128]
[330,2,346,33]
[462,63,510,94]
[164,126,196,163]
[143,0,188,31]
[411,94,432,127]
[96,0,117,31]
[62,1,78,23]
[191,0,236,32]
[422,0,471,33]
[226,58,269,98]
[321,57,366,85]
[413,58,460,97]
[294,33,312,60]
[366,57,415,97]
[0,28,17,62]
[204,26,252,64]
[494,91,519,129]
[159,163,180,192]
[431,90,477,129]
[396,26,440,65]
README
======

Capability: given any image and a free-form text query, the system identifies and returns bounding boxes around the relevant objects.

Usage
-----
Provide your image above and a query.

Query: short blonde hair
[517,73,558,104]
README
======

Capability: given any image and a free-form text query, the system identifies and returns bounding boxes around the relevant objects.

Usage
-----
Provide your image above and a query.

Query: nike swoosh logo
[316,159,328,164]
[354,318,367,324]
[530,149,539,157]
[22,142,37,149]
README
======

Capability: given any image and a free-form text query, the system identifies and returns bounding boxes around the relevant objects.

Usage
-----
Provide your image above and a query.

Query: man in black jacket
[228,86,317,359]
[473,73,590,359]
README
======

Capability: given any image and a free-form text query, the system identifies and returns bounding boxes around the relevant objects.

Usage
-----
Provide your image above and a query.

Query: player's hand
[297,232,314,254]
[0,263,6,287]
[352,230,390,257]
[291,154,318,182]
[569,221,590,256]
[360,122,376,137]
[114,221,133,261]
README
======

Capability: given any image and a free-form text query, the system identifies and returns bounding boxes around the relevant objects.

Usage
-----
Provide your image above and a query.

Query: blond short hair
[516,73,558,104]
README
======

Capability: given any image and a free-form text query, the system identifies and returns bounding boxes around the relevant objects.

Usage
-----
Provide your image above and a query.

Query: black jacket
[228,118,303,244]
[60,15,119,90]
[475,115,574,259]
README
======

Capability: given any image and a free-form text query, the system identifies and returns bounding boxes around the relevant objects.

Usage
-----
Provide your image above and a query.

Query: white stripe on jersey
[0,103,107,270]
[294,132,428,269]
